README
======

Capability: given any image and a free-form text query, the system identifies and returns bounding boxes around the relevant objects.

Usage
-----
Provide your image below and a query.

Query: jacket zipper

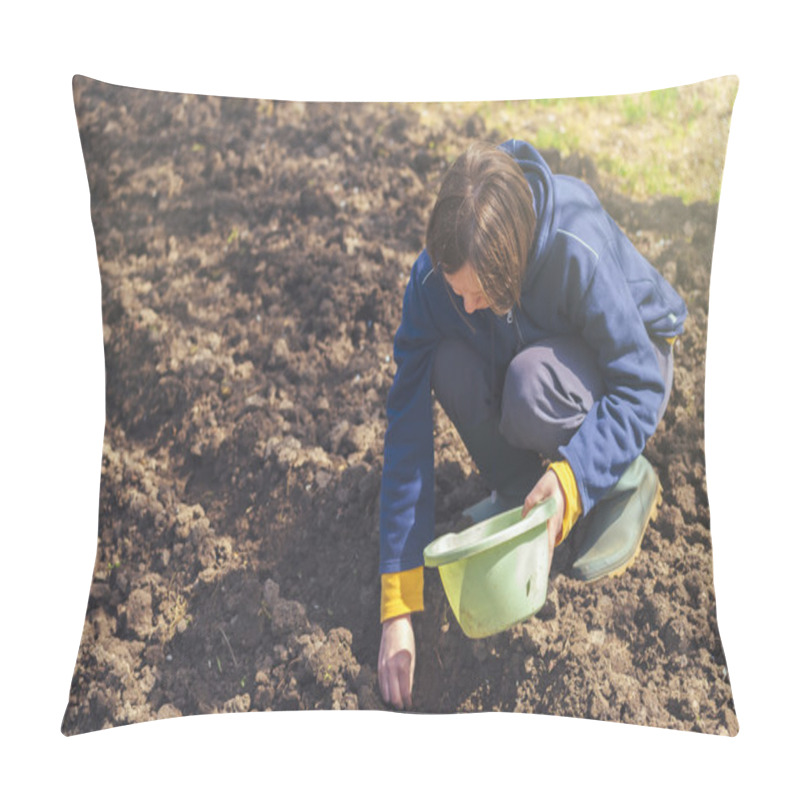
[507,308,524,351]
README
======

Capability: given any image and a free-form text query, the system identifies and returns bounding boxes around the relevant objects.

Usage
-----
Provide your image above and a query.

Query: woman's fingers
[378,615,415,710]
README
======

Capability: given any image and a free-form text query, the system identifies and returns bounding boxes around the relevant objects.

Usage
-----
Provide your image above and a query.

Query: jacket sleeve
[379,252,444,574]
[558,241,668,516]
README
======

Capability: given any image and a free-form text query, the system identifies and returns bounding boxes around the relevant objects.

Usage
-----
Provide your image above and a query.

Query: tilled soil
[62,76,737,735]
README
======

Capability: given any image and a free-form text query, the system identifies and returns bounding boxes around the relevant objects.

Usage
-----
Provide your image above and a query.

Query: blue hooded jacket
[379,140,687,574]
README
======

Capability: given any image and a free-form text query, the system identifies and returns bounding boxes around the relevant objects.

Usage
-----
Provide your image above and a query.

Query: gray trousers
[431,335,673,500]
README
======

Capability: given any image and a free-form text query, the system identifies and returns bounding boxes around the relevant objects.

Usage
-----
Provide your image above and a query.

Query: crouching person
[378,141,685,709]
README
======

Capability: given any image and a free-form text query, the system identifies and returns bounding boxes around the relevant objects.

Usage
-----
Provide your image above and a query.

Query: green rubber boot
[570,456,662,582]
[456,417,544,524]
[463,489,520,524]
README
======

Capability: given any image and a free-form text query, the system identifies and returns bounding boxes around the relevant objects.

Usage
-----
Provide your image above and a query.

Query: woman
[377,140,685,709]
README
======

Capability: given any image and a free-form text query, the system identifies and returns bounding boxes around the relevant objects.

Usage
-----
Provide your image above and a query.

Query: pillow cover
[63,75,738,735]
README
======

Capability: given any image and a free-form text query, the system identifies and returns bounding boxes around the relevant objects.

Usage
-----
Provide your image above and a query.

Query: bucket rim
[423,496,556,567]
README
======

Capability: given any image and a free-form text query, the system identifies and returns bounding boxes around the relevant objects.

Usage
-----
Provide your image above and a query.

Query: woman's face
[442,262,490,314]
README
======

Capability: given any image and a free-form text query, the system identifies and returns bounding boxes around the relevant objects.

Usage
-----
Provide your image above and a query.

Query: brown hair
[426,142,536,315]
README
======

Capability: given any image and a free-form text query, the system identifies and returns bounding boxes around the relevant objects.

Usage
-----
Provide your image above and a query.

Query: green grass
[527,80,736,203]
[533,125,581,154]
[412,77,737,204]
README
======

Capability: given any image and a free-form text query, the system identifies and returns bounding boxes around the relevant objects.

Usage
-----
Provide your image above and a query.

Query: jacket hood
[498,139,557,289]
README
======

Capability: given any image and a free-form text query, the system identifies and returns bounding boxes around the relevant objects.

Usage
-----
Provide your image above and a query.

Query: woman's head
[426,142,536,315]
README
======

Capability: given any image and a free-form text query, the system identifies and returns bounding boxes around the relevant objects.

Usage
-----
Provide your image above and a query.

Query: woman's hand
[522,469,565,571]
[378,613,416,710]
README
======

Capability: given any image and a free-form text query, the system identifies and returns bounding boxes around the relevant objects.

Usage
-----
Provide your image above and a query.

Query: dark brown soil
[62,76,737,735]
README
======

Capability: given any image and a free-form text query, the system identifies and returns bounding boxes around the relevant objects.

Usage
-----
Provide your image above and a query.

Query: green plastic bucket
[423,497,556,638]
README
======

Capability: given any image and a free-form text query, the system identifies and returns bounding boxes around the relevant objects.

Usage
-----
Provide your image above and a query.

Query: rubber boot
[457,417,544,524]
[569,455,662,582]
[463,490,520,524]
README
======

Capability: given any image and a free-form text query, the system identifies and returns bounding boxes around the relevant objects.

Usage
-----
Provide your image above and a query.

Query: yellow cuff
[548,461,582,545]
[380,567,424,623]
[664,336,677,346]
